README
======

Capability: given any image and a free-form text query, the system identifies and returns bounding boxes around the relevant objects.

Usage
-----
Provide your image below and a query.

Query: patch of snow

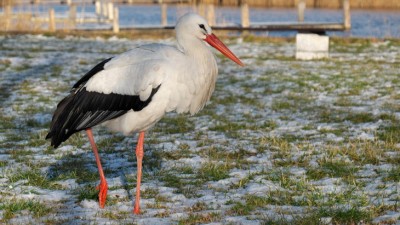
[54,178,79,189]
[246,181,281,194]
[80,199,101,209]
[136,218,173,225]
[224,216,261,225]
[372,211,400,224]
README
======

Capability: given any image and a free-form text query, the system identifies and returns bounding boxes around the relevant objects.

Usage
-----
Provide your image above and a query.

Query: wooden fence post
[102,1,108,20]
[241,2,249,28]
[4,5,12,16]
[113,7,119,33]
[161,3,167,26]
[4,5,12,31]
[191,3,197,13]
[207,4,215,26]
[95,1,102,22]
[197,3,206,18]
[298,0,305,22]
[343,0,351,30]
[49,8,55,32]
[108,2,114,20]
[69,4,77,26]
[95,1,101,14]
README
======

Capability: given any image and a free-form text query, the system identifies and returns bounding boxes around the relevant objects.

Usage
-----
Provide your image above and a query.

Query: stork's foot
[133,192,141,214]
[133,206,140,215]
[96,180,108,208]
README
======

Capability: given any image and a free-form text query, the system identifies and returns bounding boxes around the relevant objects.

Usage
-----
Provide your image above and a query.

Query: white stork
[46,13,243,214]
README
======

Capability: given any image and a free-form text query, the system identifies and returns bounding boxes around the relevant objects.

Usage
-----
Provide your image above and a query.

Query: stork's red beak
[205,34,244,67]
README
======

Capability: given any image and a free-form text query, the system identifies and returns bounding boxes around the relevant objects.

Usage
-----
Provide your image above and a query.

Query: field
[0,34,399,224]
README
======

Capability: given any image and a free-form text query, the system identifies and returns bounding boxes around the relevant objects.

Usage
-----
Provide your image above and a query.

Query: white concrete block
[296,33,329,60]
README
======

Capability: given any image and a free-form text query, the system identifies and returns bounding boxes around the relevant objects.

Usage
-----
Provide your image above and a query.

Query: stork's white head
[176,13,211,41]
[175,13,244,66]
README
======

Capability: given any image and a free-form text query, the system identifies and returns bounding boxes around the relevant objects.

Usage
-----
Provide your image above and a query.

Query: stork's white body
[47,13,243,214]
[87,43,217,135]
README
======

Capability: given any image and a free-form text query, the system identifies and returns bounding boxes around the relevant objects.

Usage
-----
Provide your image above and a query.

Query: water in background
[8,4,400,38]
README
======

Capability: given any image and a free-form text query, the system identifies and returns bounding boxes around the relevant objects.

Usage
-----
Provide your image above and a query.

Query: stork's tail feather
[45,129,74,149]
[46,94,77,148]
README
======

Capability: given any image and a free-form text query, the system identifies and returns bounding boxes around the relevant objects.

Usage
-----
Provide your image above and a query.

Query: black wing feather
[73,58,113,90]
[46,85,160,148]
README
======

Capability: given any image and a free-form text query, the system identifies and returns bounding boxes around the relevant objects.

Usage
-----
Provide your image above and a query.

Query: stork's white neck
[176,34,218,114]
[177,35,216,70]
[177,35,207,54]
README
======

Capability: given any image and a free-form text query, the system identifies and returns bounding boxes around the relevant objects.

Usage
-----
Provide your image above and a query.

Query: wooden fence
[208,0,400,9]
[0,0,351,33]
[1,0,399,8]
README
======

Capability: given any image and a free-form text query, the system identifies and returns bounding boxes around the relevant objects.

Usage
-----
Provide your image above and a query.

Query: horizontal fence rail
[1,0,399,8]
[0,0,351,33]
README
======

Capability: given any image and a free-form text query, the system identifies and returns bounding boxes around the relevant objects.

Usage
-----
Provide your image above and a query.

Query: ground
[0,34,399,224]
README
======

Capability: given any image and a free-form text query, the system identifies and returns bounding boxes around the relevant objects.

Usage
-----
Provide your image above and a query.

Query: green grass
[334,96,357,107]
[378,124,400,143]
[52,65,63,77]
[208,119,258,138]
[244,195,272,209]
[265,206,373,225]
[177,212,221,225]
[75,184,99,202]
[189,201,208,212]
[8,168,58,190]
[158,172,202,198]
[344,112,375,124]
[383,165,400,182]
[0,199,52,220]
[317,108,379,124]
[0,114,16,130]
[0,161,8,167]
[101,210,130,220]
[197,162,230,181]
[1,35,399,224]
[13,63,31,71]
[271,99,295,111]
[48,157,99,184]
[323,140,386,165]
[157,143,192,160]
[97,135,125,153]
[240,188,374,224]
[156,115,195,134]
[227,201,254,216]
[306,158,359,182]
[62,132,87,148]
[317,206,373,224]
[28,131,49,147]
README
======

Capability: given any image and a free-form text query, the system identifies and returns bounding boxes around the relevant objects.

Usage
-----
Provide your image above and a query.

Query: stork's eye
[199,24,207,32]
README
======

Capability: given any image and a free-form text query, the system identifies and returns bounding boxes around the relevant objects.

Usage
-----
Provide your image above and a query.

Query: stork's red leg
[133,131,145,214]
[86,128,108,208]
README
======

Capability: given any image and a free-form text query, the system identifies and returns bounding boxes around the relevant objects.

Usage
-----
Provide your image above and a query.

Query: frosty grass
[0,35,399,224]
